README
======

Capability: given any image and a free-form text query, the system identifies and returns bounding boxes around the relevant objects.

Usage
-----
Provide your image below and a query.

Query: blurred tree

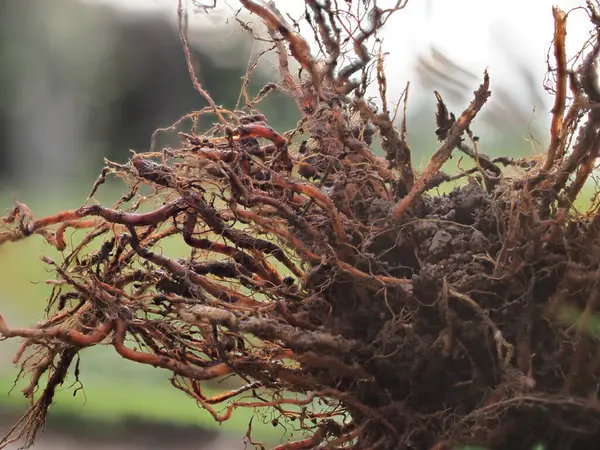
[0,0,298,191]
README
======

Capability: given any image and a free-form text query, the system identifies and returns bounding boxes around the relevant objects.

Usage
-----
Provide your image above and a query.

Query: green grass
[0,370,283,442]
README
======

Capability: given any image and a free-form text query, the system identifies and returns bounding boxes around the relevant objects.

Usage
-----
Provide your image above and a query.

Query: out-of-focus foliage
[0,0,299,191]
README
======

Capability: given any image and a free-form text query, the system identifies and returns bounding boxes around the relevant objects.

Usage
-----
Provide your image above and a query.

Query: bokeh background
[0,0,590,448]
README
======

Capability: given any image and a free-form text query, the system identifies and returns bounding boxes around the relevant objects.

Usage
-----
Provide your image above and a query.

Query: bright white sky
[83,0,593,119]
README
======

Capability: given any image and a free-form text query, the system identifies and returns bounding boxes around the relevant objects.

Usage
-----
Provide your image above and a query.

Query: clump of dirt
[2,2,600,450]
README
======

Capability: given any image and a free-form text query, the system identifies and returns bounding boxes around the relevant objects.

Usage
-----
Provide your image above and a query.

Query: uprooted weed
[3,1,600,449]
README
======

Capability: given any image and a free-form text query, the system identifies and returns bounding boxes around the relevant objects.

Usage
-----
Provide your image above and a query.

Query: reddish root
[27,200,186,235]
[0,315,114,347]
[112,319,232,380]
[55,219,102,250]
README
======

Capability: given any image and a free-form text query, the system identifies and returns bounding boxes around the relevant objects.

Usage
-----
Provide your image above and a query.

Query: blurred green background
[0,0,558,448]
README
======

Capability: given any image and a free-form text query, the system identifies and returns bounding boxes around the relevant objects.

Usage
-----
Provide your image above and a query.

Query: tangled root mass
[3,1,600,449]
